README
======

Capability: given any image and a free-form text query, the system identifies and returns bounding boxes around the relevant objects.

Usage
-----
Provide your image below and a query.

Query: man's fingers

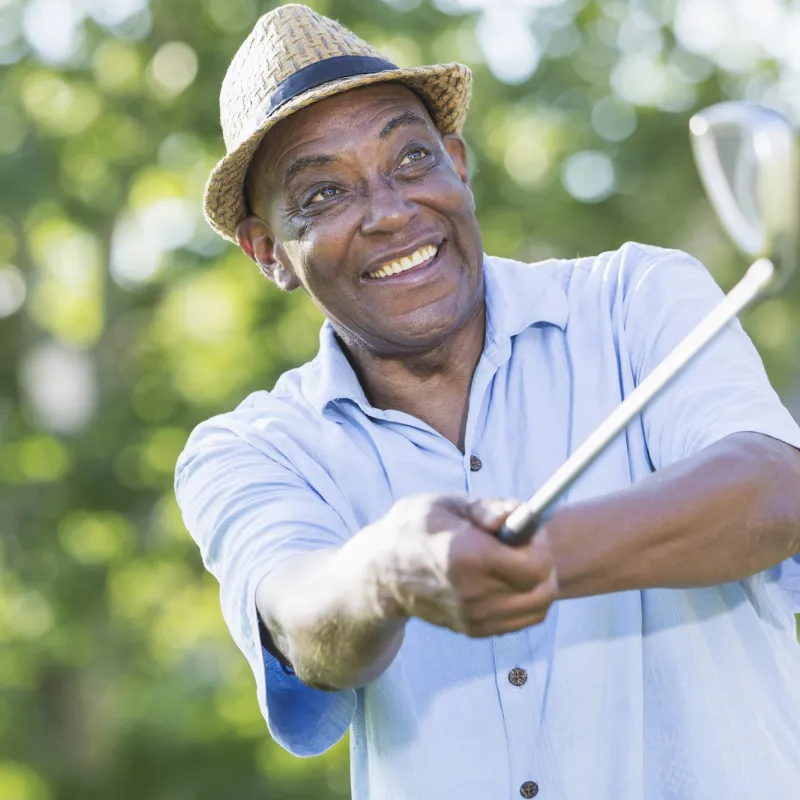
[472,610,553,638]
[459,576,558,637]
[465,497,520,532]
[466,603,555,638]
[483,530,556,592]
[493,576,557,619]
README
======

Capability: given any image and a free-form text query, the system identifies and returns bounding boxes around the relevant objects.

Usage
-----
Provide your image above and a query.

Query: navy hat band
[265,54,399,118]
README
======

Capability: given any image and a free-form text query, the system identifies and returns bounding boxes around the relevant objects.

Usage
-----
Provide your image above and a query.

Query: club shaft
[499,257,776,546]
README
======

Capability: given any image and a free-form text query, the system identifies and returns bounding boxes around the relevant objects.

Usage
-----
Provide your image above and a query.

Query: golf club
[499,101,800,547]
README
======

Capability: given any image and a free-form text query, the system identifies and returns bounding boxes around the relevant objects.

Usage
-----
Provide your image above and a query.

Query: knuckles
[384,492,560,639]
[460,608,549,639]
[456,579,557,639]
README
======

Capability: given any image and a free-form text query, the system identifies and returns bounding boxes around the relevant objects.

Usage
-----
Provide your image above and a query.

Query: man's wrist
[545,501,614,600]
[336,521,408,624]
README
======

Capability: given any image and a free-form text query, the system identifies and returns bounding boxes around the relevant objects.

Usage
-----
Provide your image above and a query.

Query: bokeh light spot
[59,511,133,565]
[591,95,637,142]
[93,39,143,94]
[26,217,103,345]
[108,559,191,624]
[21,72,102,137]
[85,0,149,28]
[16,435,69,482]
[141,427,188,476]
[8,591,53,639]
[158,131,205,171]
[477,9,541,84]
[21,0,82,65]
[0,266,26,318]
[561,150,615,203]
[611,54,668,107]
[61,151,115,206]
[0,761,50,800]
[148,41,198,97]
[502,109,562,189]
[20,344,97,433]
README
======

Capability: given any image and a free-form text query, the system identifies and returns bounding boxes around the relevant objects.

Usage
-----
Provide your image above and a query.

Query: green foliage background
[1,0,799,797]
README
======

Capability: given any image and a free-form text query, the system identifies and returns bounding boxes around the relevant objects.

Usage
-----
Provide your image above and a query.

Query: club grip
[498,507,544,547]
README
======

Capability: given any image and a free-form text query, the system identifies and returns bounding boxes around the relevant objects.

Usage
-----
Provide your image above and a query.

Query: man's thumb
[466,498,520,532]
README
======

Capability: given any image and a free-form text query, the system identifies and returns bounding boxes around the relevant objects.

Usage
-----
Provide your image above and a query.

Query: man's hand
[366,494,559,638]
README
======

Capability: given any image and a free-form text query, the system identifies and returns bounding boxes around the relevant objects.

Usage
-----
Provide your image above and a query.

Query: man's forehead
[253,84,436,178]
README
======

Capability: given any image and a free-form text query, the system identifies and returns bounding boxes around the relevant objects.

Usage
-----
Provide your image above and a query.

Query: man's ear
[442,133,475,210]
[236,216,300,292]
[442,133,471,187]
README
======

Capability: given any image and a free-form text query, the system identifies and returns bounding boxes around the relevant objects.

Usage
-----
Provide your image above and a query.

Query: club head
[690,101,799,291]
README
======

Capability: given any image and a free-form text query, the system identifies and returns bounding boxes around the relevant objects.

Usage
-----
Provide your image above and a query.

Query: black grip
[498,510,543,547]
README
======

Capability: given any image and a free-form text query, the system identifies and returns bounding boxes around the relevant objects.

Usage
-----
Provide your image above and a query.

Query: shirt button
[520,781,539,798]
[469,454,482,472]
[508,667,528,686]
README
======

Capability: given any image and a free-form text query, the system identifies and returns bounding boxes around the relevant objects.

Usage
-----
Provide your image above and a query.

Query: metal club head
[690,101,799,291]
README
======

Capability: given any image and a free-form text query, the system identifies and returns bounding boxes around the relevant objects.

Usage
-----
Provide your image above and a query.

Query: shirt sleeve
[622,246,800,610]
[174,416,356,756]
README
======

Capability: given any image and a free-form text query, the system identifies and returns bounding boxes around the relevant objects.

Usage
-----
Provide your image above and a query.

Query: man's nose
[360,176,417,235]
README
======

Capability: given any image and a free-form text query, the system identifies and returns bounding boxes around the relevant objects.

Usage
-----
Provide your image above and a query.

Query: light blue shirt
[175,243,800,800]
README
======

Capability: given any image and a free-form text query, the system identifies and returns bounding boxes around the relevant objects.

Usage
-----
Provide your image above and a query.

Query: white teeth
[367,244,438,279]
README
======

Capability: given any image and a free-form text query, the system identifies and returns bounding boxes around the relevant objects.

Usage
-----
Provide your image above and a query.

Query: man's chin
[370,303,485,356]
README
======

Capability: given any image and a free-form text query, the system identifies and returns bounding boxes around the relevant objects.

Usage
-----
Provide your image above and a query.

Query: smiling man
[175,5,800,799]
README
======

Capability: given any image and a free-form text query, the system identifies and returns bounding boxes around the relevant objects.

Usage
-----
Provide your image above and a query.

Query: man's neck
[339,300,486,451]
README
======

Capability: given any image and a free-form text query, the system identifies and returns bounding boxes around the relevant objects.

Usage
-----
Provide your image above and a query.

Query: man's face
[239,83,484,356]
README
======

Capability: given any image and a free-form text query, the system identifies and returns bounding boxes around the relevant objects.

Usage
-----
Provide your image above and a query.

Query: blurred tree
[1,0,799,797]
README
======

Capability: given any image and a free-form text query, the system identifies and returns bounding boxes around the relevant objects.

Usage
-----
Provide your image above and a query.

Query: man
[176,5,800,798]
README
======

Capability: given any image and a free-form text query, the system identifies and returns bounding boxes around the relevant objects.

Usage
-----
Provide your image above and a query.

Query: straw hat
[203,3,472,242]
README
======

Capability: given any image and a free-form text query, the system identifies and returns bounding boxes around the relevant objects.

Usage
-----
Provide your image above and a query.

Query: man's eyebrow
[280,111,429,184]
[283,154,336,184]
[378,110,429,140]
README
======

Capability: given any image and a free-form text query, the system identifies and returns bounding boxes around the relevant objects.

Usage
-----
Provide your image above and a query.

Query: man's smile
[363,241,444,282]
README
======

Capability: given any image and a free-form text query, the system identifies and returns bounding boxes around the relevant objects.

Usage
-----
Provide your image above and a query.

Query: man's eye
[308,186,340,204]
[399,148,429,167]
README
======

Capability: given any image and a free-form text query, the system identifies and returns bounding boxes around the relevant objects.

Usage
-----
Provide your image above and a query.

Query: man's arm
[256,494,558,691]
[549,432,800,600]
[255,543,407,692]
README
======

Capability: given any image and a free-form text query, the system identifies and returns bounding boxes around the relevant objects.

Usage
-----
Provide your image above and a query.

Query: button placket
[492,631,538,800]
[460,353,497,484]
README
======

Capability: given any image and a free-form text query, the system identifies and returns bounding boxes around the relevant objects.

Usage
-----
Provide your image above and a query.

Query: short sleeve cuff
[232,559,356,757]
[260,644,356,756]
[684,414,800,460]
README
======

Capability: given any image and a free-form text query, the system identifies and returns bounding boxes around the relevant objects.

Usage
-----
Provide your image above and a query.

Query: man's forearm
[256,535,406,692]
[549,432,800,600]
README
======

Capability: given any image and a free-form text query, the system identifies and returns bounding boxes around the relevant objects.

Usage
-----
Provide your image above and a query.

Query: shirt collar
[303,254,569,417]
[482,253,569,364]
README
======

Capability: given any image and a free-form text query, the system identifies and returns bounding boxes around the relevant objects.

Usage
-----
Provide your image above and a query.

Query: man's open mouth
[364,243,441,280]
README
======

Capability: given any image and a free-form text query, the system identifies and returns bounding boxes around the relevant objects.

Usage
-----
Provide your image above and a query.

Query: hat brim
[203,62,472,243]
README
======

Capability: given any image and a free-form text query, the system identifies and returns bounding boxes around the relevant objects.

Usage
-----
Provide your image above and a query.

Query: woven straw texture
[204,3,472,242]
